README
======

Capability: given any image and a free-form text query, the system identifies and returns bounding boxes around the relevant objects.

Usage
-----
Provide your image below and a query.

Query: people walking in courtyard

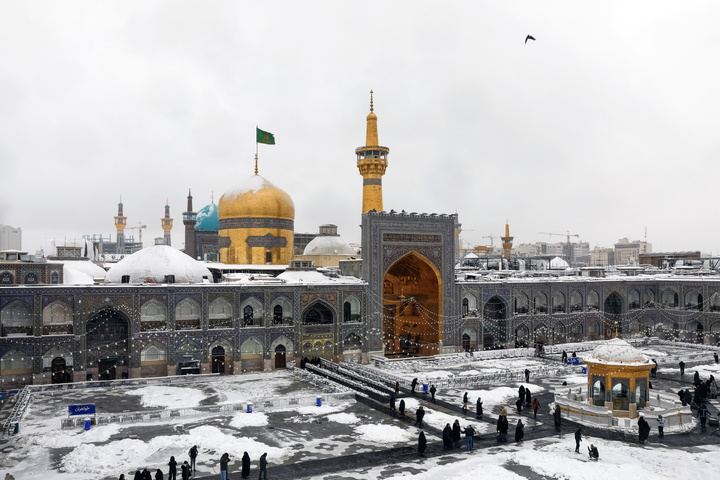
[679,360,685,376]
[399,399,406,416]
[524,368,530,383]
[390,392,396,412]
[698,404,709,430]
[525,387,531,406]
[189,445,198,474]
[452,419,462,448]
[554,405,562,431]
[430,384,437,403]
[443,423,453,450]
[416,406,425,427]
[462,424,475,451]
[476,397,483,418]
[418,431,427,456]
[462,391,468,414]
[142,468,151,480]
[411,377,418,393]
[515,397,523,414]
[241,452,251,479]
[219,453,229,480]
[711,378,718,399]
[155,469,163,480]
[395,380,400,394]
[531,397,540,418]
[258,453,268,480]
[561,350,568,364]
[497,409,509,442]
[693,371,701,386]
[574,428,582,452]
[180,462,190,480]
[518,385,525,402]
[715,352,719,364]
[167,456,177,480]
[657,414,665,439]
[515,419,524,443]
[133,471,142,480]
[638,415,650,444]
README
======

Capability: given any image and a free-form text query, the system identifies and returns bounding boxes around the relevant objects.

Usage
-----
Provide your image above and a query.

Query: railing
[1,386,31,437]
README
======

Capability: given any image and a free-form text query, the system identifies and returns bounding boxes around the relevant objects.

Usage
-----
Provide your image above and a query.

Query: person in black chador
[463,392,469,414]
[155,469,163,480]
[515,397,523,414]
[715,352,719,364]
[395,380,400,394]
[442,423,453,450]
[638,415,650,444]
[694,371,701,386]
[415,406,425,427]
[390,392,396,412]
[418,431,427,456]
[241,451,251,479]
[167,456,177,480]
[651,359,657,378]
[524,369,530,383]
[574,428,582,452]
[452,419,462,448]
[515,419,524,443]
[554,404,562,431]
[188,445,198,473]
[678,389,686,405]
[180,462,190,480]
[411,377,418,393]
[497,408,508,442]
[679,360,685,376]
[399,399,406,416]
[476,397,483,418]
[430,384,437,403]
[525,387,531,406]
[133,471,142,480]
[518,385,526,402]
[561,350,568,364]
[258,452,268,480]
[698,404,709,430]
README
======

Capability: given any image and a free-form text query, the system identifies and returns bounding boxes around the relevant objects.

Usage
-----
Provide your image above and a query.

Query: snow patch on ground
[128,386,206,409]
[326,412,361,424]
[230,411,269,428]
[355,424,415,444]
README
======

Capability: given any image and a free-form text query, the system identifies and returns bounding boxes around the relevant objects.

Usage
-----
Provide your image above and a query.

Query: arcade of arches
[382,253,442,357]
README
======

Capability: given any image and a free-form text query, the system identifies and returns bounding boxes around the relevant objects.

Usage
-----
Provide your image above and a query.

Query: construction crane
[539,231,580,264]
[482,234,501,251]
[127,223,147,246]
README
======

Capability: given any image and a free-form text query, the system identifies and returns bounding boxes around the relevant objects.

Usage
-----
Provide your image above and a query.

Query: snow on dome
[48,260,106,284]
[550,256,569,269]
[303,235,356,256]
[40,238,93,259]
[195,202,218,231]
[104,245,212,284]
[464,253,479,259]
[586,338,648,364]
[218,174,294,221]
[277,269,334,284]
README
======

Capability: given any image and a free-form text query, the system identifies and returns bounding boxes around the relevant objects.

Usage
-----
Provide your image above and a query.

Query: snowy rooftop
[585,338,651,365]
[104,245,212,284]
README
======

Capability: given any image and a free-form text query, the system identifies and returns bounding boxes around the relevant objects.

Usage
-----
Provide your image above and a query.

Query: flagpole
[255,125,259,174]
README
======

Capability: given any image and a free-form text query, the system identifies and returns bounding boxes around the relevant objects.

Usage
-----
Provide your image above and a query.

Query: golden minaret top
[356,90,389,214]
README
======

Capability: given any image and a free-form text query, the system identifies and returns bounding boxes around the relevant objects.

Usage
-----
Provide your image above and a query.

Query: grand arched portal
[382,252,442,357]
[86,307,129,380]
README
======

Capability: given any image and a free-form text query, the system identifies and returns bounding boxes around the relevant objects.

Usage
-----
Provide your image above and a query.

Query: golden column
[114,200,127,254]
[501,221,513,259]
[161,202,173,246]
[356,91,389,213]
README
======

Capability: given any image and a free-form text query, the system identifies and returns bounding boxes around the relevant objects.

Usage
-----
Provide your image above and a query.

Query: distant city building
[614,238,652,265]
[640,252,701,269]
[591,247,615,267]
[0,225,21,251]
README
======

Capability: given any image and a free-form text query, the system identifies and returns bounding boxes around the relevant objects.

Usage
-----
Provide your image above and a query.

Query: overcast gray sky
[1,1,719,255]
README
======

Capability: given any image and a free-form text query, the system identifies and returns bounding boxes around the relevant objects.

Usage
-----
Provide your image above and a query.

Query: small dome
[303,235,356,256]
[219,174,294,221]
[105,245,212,284]
[588,339,647,364]
[196,202,218,231]
[550,256,569,269]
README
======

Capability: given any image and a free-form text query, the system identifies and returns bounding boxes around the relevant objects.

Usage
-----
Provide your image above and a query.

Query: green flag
[256,128,275,145]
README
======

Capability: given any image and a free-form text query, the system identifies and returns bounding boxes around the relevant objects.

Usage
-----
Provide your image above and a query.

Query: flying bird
[525,35,535,44]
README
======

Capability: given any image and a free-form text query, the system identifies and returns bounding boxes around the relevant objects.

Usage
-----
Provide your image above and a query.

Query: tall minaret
[161,201,173,246]
[501,220,514,259]
[356,90,389,213]
[182,189,197,258]
[114,200,127,254]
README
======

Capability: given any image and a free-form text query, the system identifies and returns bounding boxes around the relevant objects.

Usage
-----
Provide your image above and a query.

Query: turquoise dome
[196,202,218,231]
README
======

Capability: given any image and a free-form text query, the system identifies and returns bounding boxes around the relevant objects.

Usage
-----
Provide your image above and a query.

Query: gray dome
[105,245,212,284]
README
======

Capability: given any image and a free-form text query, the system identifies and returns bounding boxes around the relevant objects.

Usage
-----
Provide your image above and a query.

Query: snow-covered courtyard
[1,342,719,479]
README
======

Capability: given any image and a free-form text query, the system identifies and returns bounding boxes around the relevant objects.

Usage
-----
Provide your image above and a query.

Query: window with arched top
[344,333,362,349]
[343,296,361,323]
[514,293,529,315]
[661,289,678,308]
[552,292,565,313]
[209,297,233,329]
[628,290,640,310]
[587,291,599,311]
[533,292,548,314]
[42,301,73,335]
[570,291,582,312]
[140,299,167,332]
[175,298,200,330]
[240,298,263,327]
[0,349,32,373]
[462,294,477,316]
[710,293,720,312]
[644,288,655,307]
[271,297,292,325]
[587,320,600,338]
[141,343,167,363]
[240,338,264,357]
[684,291,703,311]
[1,301,33,336]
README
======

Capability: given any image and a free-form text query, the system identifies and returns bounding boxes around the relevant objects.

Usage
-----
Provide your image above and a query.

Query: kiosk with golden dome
[218,158,295,265]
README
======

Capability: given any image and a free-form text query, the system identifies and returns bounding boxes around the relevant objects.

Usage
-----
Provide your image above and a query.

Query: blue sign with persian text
[567,357,581,366]
[68,404,95,416]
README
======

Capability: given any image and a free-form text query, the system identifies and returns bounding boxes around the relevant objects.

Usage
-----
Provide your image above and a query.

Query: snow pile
[230,412,269,428]
[355,424,415,444]
[104,244,212,284]
[128,386,206,409]
[326,412,361,424]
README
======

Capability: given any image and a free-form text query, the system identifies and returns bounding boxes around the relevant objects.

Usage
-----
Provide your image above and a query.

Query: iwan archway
[382,252,442,357]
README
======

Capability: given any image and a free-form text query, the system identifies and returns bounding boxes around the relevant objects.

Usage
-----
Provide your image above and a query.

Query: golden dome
[218,174,294,221]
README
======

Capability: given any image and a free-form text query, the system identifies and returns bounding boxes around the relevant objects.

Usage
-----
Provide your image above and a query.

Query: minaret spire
[114,198,127,254]
[162,201,173,246]
[501,220,514,259]
[182,189,197,258]
[356,90,389,213]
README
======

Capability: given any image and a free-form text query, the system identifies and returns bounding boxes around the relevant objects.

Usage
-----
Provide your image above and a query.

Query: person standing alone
[574,428,582,453]
[189,446,198,474]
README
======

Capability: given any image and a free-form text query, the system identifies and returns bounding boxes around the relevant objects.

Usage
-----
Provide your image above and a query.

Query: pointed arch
[684,291,702,311]
[628,289,640,310]
[1,300,33,336]
[570,291,583,312]
[533,292,548,314]
[271,296,293,325]
[587,320,600,339]
[175,298,200,330]
[552,291,565,313]
[462,293,477,316]
[209,297,233,329]
[343,333,362,350]
[587,290,599,311]
[42,300,73,335]
[0,349,32,374]
[710,292,720,312]
[534,322,549,343]
[553,322,566,343]
[343,295,361,323]
[141,342,167,364]
[241,297,263,327]
[240,338,264,357]
[302,301,335,325]
[514,292,530,315]
[661,289,678,308]
[140,299,167,331]
[42,346,73,370]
